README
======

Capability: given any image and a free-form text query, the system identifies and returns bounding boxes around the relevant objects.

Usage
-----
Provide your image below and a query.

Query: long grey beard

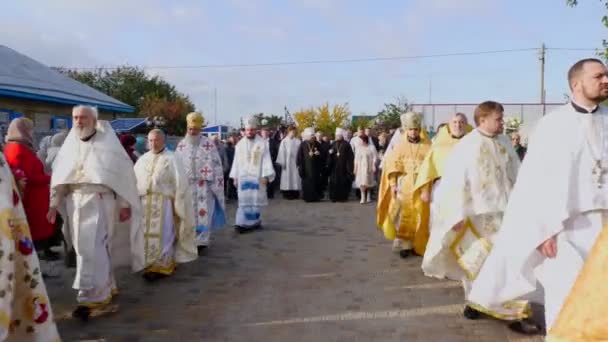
[186,134,201,146]
[74,126,96,140]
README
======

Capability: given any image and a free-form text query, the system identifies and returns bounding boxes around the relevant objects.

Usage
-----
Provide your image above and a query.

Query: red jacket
[4,143,54,241]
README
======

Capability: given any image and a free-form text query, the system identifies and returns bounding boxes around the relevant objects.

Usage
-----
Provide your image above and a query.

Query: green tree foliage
[567,0,608,60]
[375,97,412,130]
[351,115,375,131]
[54,66,196,135]
[251,113,284,128]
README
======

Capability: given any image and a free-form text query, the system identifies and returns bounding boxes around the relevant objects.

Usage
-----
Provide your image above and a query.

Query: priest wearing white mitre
[468,58,608,333]
[133,129,197,281]
[229,116,275,233]
[47,105,142,319]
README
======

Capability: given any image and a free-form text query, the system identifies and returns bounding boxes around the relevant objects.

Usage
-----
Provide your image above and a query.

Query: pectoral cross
[592,160,607,189]
[200,166,212,178]
[202,141,214,151]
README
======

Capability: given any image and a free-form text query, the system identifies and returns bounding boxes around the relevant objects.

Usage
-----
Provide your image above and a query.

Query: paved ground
[45,197,543,342]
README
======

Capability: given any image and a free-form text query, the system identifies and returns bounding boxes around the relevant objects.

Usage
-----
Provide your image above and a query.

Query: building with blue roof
[0,45,133,136]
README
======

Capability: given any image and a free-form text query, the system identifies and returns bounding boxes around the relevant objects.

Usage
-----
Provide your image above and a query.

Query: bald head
[148,129,165,153]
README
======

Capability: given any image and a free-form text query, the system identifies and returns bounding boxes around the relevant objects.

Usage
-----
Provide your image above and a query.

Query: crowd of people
[375,57,608,340]
[1,57,607,341]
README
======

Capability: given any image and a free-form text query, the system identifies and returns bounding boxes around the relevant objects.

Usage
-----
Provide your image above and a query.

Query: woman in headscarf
[3,118,57,261]
[119,134,138,163]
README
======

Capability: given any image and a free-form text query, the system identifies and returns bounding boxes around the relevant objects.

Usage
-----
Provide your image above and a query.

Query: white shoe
[360,196,365,204]
[365,193,372,203]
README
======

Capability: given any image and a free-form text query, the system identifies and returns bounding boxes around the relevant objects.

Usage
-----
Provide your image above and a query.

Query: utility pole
[539,43,546,114]
[428,76,433,103]
[214,87,218,125]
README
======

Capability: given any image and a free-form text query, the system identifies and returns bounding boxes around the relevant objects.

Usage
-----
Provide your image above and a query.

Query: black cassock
[297,140,324,202]
[327,140,354,202]
[318,140,330,194]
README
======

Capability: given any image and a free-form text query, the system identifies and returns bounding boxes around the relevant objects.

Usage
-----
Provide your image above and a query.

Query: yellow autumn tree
[292,107,316,131]
[292,102,351,136]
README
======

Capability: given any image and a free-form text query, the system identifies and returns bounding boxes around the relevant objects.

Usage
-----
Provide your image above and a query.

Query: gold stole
[548,223,608,341]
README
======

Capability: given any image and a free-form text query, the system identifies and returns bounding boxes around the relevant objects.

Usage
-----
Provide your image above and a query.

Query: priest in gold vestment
[376,112,431,258]
[421,101,540,334]
[413,113,471,227]
[133,130,197,281]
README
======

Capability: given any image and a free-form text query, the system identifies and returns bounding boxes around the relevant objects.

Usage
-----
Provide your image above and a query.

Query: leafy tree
[351,115,375,131]
[292,103,351,135]
[292,107,317,131]
[140,95,195,135]
[567,0,608,60]
[252,113,283,128]
[54,66,196,134]
[375,97,412,131]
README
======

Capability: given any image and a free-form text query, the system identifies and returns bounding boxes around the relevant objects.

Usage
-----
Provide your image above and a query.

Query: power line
[546,47,600,51]
[58,47,541,71]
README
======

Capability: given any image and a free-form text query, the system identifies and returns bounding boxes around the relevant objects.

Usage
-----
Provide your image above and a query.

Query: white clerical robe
[175,135,226,247]
[276,137,301,191]
[422,129,524,319]
[134,149,197,274]
[468,104,608,330]
[51,121,142,307]
[229,136,275,228]
[0,154,61,342]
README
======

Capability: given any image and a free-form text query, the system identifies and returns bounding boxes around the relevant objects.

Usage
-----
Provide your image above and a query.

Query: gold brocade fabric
[0,182,61,341]
[376,133,430,254]
[547,224,608,342]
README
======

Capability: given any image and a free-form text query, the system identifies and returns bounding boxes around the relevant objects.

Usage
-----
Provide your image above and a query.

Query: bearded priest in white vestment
[468,58,608,333]
[133,130,197,281]
[0,153,61,341]
[48,105,142,320]
[421,101,541,334]
[276,126,301,200]
[229,117,275,232]
[175,112,226,253]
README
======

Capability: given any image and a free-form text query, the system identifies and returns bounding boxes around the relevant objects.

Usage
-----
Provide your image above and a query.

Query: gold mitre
[400,111,422,129]
[186,112,205,129]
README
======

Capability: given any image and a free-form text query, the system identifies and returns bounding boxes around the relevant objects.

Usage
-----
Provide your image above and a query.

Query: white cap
[335,127,345,137]
[244,116,258,129]
[302,127,315,140]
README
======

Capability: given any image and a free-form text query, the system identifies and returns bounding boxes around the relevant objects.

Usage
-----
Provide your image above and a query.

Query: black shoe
[463,305,482,320]
[143,272,161,282]
[43,249,61,261]
[508,320,544,335]
[399,249,412,259]
[197,246,208,256]
[72,306,91,321]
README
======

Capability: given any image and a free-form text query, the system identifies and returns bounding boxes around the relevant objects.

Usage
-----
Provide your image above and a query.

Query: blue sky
[1,0,606,126]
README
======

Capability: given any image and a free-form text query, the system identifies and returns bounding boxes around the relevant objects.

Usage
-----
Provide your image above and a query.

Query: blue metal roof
[0,45,134,113]
[111,118,146,132]
[202,125,230,133]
